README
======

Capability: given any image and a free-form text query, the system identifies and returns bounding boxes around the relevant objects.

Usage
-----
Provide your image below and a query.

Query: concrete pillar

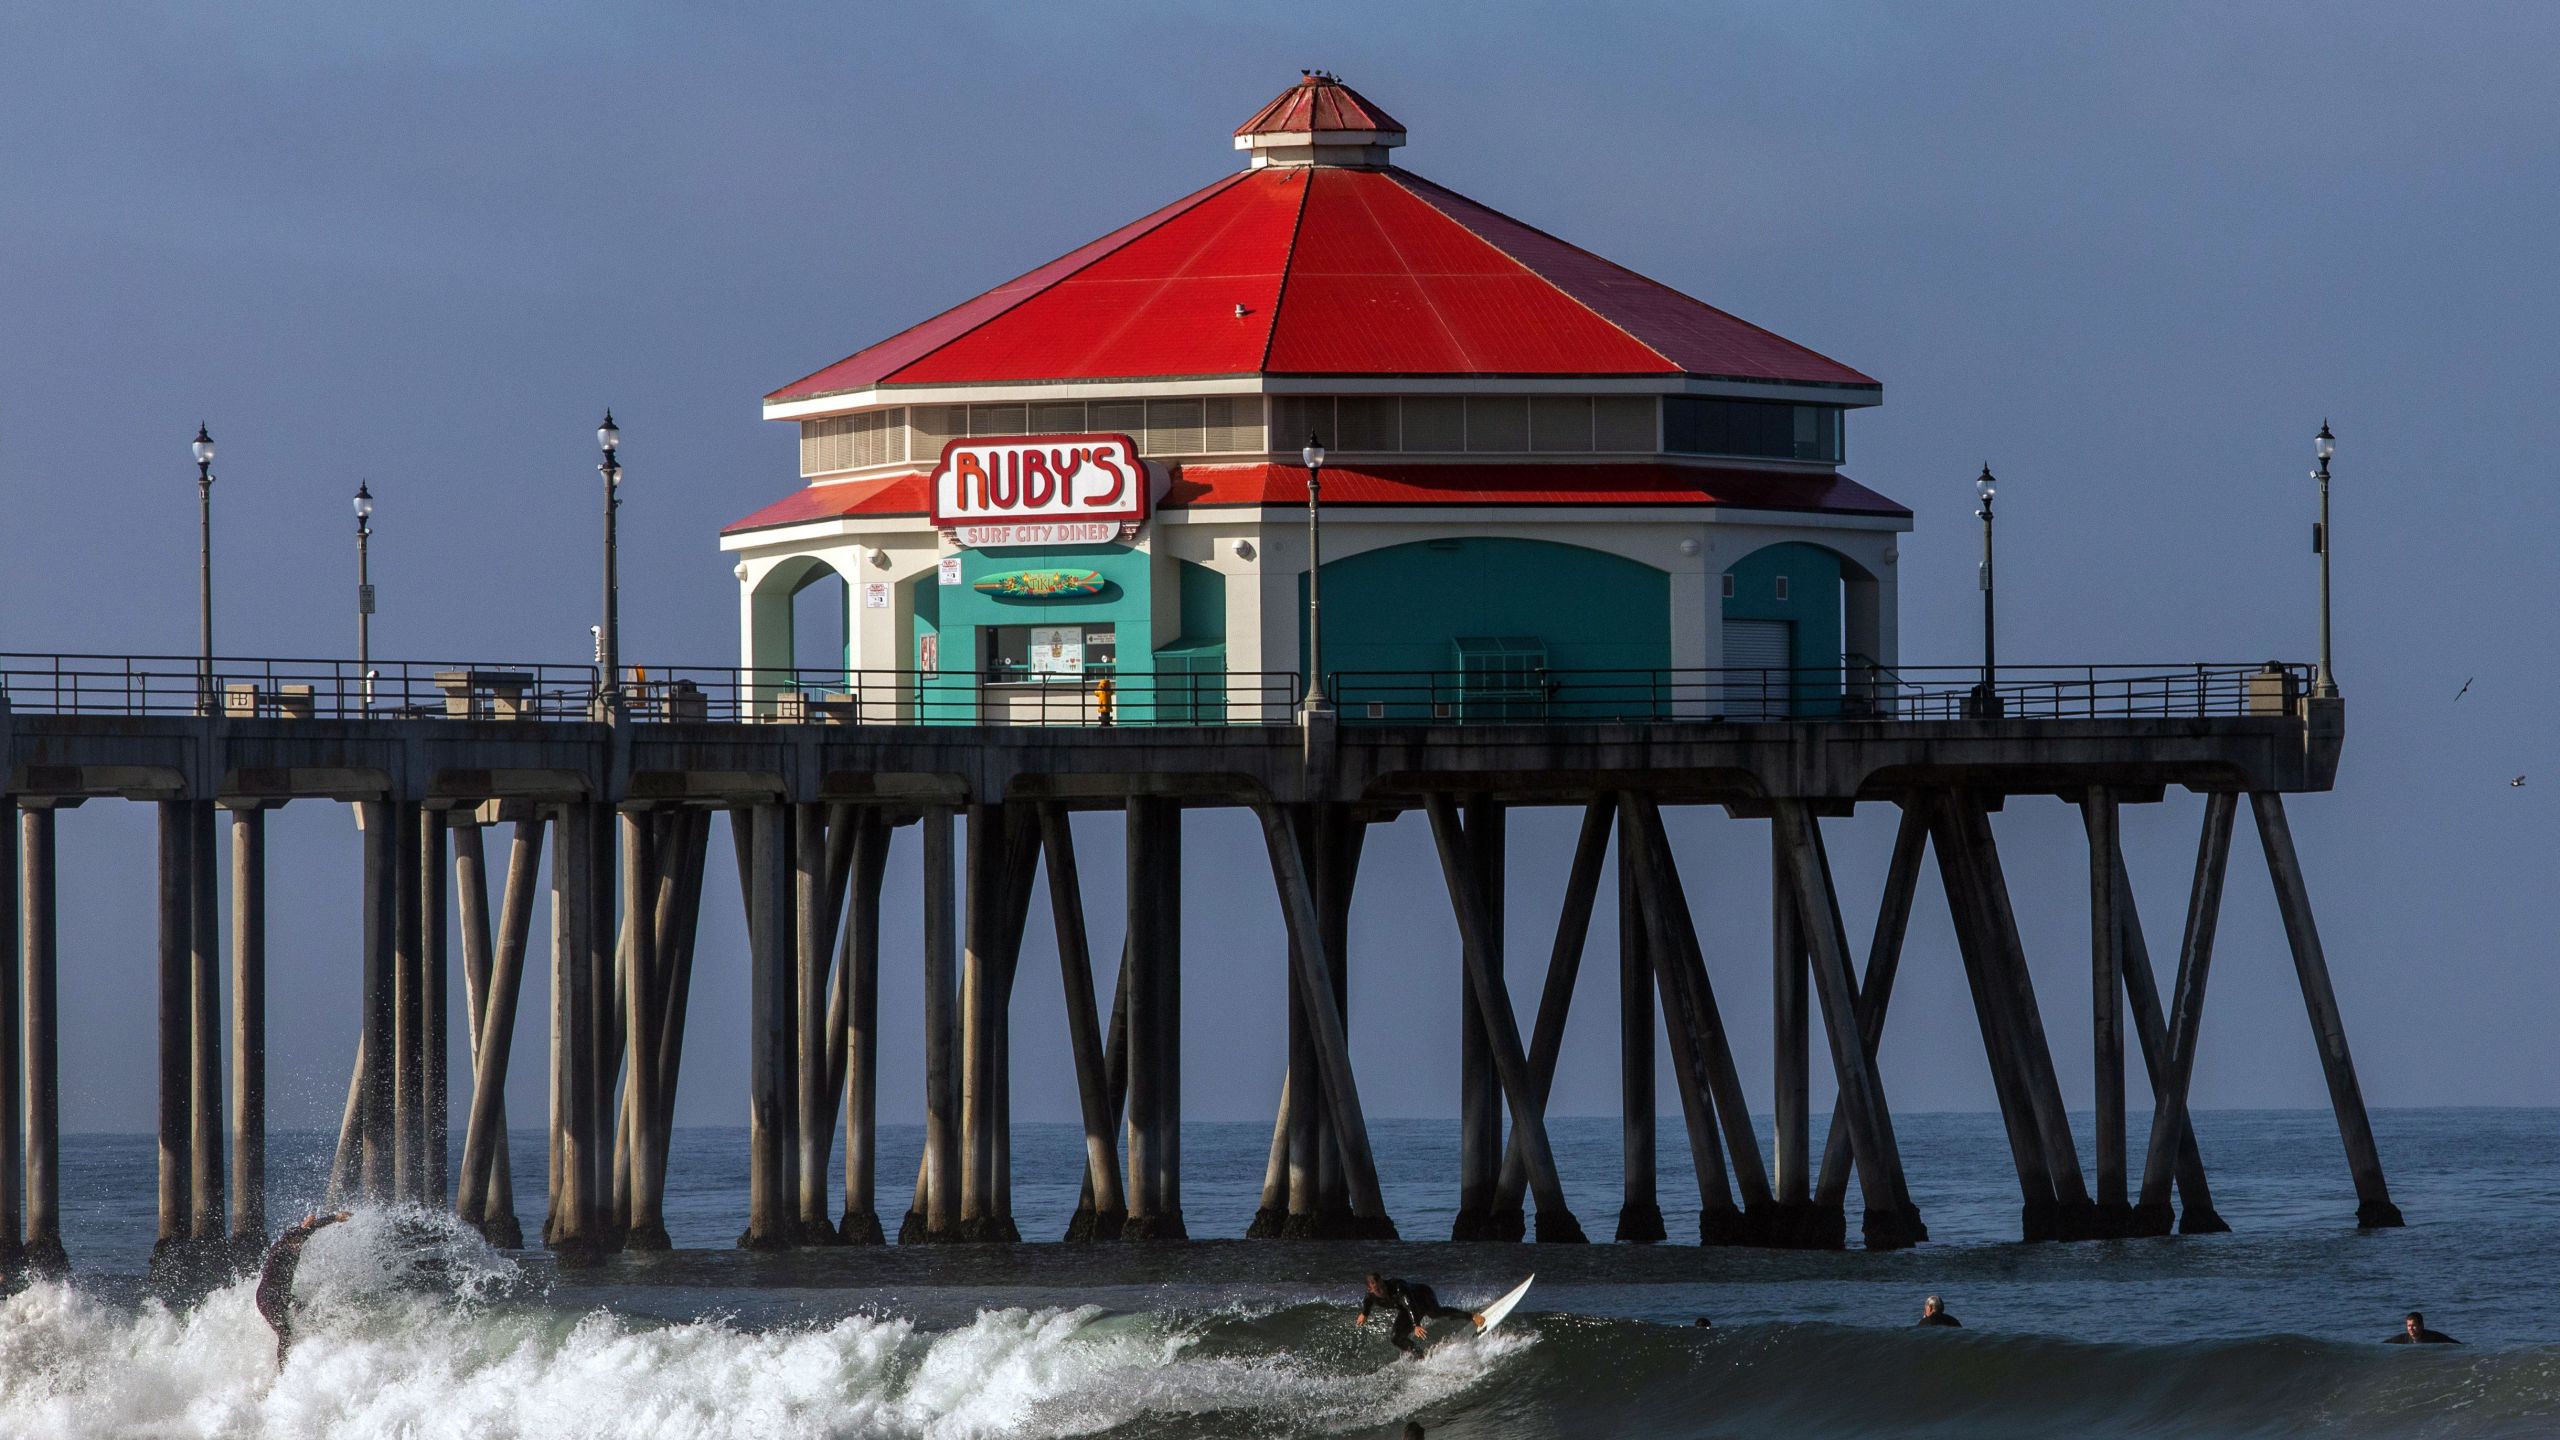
[187,800,223,1247]
[914,805,959,1241]
[1771,828,1810,1212]
[548,802,601,1260]
[792,803,830,1242]
[1312,807,1358,1227]
[621,813,669,1250]
[1453,796,1505,1240]
[153,800,191,1275]
[392,800,422,1203]
[0,802,19,1279]
[1123,797,1186,1239]
[2084,789,2129,1223]
[358,802,395,1203]
[840,813,889,1244]
[1615,829,1664,1243]
[227,807,266,1254]
[21,808,67,1273]
[738,804,791,1249]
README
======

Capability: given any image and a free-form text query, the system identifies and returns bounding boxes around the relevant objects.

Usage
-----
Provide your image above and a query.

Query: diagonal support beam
[1493,799,1613,1217]
[1815,796,1931,1209]
[1256,804,1394,1234]
[1773,801,1923,1249]
[2133,791,2234,1230]
[1423,795,1584,1241]
[2250,792,2403,1228]
[1041,803,1127,1237]
[1618,794,1770,1225]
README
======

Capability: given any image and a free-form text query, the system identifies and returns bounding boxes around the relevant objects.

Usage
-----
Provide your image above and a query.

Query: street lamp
[1301,431,1331,717]
[2311,420,2339,699]
[354,483,375,708]
[596,410,623,717]
[1971,463,2003,719]
[192,424,216,714]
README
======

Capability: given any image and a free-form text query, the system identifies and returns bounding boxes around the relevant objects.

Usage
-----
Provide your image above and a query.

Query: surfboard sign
[1474,1274,1534,1336]
[971,569,1108,599]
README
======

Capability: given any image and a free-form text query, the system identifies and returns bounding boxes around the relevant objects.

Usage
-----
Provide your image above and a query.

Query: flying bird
[2512,776,2527,787]
[2455,677,2474,702]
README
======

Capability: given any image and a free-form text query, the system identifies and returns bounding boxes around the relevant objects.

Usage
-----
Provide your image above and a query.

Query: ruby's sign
[930,433,1146,547]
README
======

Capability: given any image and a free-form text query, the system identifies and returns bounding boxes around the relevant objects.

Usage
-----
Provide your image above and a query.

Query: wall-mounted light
[1678,538,1701,557]
[1232,538,1256,561]
[734,561,751,581]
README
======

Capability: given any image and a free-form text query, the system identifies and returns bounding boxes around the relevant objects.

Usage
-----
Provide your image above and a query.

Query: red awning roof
[723,461,1905,535]
[768,157,1874,399]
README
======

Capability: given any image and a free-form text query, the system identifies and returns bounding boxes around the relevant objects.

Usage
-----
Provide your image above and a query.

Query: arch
[1301,537,1671,717]
[1721,540,1888,717]
[744,554,853,698]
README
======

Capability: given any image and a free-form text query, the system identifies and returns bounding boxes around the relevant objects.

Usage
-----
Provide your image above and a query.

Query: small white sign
[862,581,890,610]
[938,557,963,587]
[954,520,1123,549]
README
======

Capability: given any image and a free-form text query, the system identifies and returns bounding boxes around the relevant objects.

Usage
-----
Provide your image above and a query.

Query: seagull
[2455,677,2474,702]
[2513,776,2527,787]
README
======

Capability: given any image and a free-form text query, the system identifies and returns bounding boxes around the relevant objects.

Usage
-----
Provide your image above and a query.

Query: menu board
[1029,626,1085,676]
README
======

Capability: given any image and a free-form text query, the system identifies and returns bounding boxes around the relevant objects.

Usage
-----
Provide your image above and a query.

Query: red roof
[768,96,1875,400]
[724,461,1905,534]
[1235,73,1405,138]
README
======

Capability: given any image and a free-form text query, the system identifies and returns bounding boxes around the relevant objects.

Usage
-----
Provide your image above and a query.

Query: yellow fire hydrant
[1093,675,1115,726]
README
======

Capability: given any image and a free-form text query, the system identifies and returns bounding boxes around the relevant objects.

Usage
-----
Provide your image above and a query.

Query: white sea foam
[0,1213,1523,1439]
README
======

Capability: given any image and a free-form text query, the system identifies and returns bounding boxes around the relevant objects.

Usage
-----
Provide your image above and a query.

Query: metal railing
[0,653,2312,727]
[623,666,1303,726]
[0,653,599,719]
[1328,662,2314,724]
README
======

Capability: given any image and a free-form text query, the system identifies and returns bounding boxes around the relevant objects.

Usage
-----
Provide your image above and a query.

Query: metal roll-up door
[1722,618,1793,718]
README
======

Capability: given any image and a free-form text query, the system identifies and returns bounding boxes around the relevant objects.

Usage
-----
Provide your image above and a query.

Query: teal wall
[1302,537,1671,717]
[906,545,1230,721]
[1722,540,1845,712]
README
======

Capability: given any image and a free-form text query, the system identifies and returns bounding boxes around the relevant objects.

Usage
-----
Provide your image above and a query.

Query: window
[1272,396,1335,453]
[910,405,967,460]
[1594,396,1656,451]
[1663,397,1844,462]
[968,403,1027,436]
[982,623,1117,683]
[1722,574,1736,599]
[1530,396,1594,452]
[1028,401,1086,434]
[1774,576,1790,602]
[1465,396,1528,452]
[1204,396,1264,453]
[1401,396,1465,451]
[1335,396,1399,451]
[1088,400,1145,441]
[1145,398,1205,454]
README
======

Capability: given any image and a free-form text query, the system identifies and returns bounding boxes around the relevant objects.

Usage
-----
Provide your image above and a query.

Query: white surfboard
[1473,1274,1535,1336]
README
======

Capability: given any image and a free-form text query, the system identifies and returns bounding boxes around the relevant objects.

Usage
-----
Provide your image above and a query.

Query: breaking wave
[3,1209,2556,1437]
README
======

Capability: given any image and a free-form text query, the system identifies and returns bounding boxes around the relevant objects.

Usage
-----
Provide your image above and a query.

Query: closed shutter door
[1722,618,1793,717]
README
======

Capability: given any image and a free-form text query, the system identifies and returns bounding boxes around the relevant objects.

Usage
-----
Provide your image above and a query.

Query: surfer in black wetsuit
[1915,1294,1961,1328]
[1357,1273,1476,1359]
[2386,1311,2460,1345]
[256,1211,351,1364]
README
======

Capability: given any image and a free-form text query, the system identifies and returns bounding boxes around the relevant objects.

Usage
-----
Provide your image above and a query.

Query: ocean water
[4,1108,2556,1437]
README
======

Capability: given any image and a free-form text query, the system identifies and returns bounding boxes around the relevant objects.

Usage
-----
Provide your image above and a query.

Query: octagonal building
[723,73,1909,723]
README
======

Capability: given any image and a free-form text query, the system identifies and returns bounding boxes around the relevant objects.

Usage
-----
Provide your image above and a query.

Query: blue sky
[4,2,2556,1139]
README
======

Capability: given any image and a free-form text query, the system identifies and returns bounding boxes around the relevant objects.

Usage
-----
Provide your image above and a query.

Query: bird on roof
[2455,677,2473,702]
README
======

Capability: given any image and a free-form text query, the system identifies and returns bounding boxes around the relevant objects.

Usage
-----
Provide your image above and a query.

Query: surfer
[1357,1273,1478,1359]
[1915,1294,1962,1328]
[256,1210,351,1363]
[2386,1311,2461,1345]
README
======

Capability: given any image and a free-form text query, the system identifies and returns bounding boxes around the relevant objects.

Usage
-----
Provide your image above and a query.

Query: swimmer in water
[1357,1273,1479,1359]
[1915,1294,1961,1328]
[2385,1311,2461,1345]
[256,1211,351,1363]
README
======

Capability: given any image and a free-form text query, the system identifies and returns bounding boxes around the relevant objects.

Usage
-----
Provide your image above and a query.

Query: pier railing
[0,654,2312,727]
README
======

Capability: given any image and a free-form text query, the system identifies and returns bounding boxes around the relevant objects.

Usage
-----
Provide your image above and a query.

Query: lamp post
[1301,432,1331,717]
[192,424,216,713]
[1972,463,2002,719]
[596,411,622,717]
[2311,421,2339,699]
[354,483,375,709]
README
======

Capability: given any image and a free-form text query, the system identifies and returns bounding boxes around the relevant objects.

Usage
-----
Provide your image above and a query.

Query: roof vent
[1233,71,1407,169]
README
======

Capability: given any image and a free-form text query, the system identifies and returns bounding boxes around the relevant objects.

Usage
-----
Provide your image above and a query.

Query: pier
[0,654,2401,1280]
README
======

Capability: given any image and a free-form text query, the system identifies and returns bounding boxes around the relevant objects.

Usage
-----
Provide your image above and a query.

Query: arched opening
[1300,537,1671,720]
[1720,541,1884,717]
[746,555,853,711]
